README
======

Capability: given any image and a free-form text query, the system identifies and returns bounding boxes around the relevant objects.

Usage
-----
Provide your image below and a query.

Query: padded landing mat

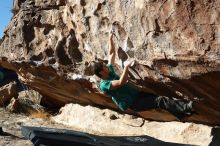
[21,126,189,146]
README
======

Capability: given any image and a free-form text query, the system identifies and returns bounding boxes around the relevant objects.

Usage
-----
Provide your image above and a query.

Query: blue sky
[0,0,13,38]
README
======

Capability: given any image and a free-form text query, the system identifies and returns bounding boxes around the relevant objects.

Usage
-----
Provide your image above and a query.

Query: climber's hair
[93,62,103,78]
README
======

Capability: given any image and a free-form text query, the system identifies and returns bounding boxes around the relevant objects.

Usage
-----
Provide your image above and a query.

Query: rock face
[0,0,220,125]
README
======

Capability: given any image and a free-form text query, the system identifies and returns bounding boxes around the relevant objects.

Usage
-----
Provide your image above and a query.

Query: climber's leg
[156,96,193,118]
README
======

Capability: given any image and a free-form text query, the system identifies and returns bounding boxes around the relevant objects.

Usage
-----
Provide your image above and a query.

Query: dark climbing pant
[130,92,192,117]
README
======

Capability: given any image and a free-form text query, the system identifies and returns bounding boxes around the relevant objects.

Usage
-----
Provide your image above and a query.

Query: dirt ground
[0,108,72,146]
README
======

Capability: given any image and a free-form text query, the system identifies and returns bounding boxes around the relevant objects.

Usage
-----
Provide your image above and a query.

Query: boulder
[53,103,215,146]
[0,0,220,125]
[0,82,18,107]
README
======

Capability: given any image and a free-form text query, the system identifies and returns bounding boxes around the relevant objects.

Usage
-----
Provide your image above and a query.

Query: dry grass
[29,111,51,119]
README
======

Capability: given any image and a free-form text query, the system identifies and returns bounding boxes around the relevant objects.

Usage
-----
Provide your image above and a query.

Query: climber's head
[94,62,110,80]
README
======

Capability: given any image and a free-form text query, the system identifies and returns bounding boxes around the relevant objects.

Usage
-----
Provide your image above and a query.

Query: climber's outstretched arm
[108,32,116,65]
[110,59,135,90]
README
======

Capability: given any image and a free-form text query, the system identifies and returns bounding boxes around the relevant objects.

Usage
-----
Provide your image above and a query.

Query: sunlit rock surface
[0,0,220,125]
[54,103,216,146]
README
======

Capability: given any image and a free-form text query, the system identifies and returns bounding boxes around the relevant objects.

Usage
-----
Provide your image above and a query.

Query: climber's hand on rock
[124,59,135,68]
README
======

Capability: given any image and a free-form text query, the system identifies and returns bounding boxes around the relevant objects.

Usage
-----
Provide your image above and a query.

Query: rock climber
[93,31,193,120]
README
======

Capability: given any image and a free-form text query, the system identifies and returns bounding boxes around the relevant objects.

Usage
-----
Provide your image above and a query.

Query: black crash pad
[21,126,189,146]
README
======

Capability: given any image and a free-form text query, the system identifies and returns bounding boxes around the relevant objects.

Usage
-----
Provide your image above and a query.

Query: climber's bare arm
[108,32,116,65]
[110,60,135,90]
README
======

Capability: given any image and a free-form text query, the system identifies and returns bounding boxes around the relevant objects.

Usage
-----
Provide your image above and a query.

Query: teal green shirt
[99,64,139,111]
